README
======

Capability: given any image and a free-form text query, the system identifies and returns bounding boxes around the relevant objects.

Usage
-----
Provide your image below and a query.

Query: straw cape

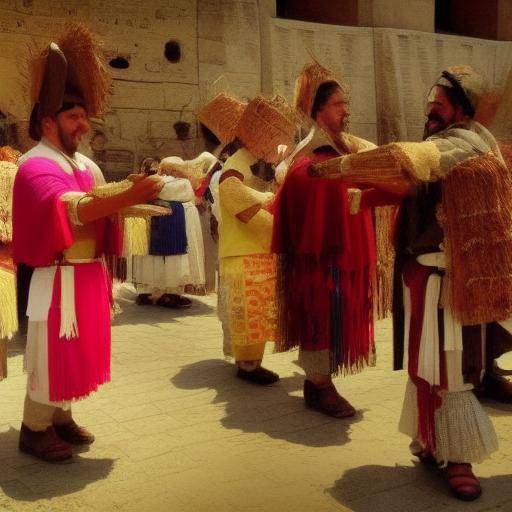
[312,133,512,326]
[0,147,19,378]
[440,153,512,325]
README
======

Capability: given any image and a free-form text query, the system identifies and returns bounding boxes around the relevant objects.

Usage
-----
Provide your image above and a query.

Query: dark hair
[57,101,86,114]
[219,138,243,162]
[311,81,342,119]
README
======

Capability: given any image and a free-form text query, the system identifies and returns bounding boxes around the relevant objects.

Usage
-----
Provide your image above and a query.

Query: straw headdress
[433,65,488,119]
[294,61,347,118]
[236,96,296,164]
[29,23,111,140]
[196,93,247,145]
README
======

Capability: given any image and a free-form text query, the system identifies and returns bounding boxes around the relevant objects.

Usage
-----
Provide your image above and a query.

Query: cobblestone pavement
[1,289,512,512]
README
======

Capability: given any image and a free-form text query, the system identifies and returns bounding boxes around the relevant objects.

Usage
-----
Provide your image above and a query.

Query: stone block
[110,82,166,110]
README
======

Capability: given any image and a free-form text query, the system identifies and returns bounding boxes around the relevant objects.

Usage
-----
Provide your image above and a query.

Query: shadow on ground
[0,427,114,501]
[479,397,512,417]
[7,330,26,359]
[328,463,512,511]
[112,298,215,327]
[172,358,362,448]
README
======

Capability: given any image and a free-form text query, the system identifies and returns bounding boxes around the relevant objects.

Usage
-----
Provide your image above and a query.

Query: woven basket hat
[271,94,313,134]
[235,96,296,164]
[197,93,247,145]
[294,61,347,118]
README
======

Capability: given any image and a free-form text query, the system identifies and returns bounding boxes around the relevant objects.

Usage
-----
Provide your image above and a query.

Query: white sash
[26,265,78,339]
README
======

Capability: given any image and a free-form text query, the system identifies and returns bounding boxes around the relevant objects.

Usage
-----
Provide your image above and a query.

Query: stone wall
[0,1,511,180]
[0,0,261,180]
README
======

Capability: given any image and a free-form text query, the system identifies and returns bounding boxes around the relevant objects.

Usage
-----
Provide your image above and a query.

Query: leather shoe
[236,366,279,385]
[304,380,356,418]
[19,423,72,462]
[54,420,95,445]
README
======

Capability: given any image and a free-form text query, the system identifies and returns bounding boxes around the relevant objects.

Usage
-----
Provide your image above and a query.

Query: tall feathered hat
[29,23,111,141]
[235,96,296,164]
[294,61,347,118]
[196,93,247,145]
[433,65,489,119]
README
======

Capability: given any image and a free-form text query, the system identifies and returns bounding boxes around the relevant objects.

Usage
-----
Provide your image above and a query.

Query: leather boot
[19,423,72,462]
[54,420,95,445]
[304,380,356,418]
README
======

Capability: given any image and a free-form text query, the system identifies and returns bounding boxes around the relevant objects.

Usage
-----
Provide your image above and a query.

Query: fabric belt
[26,259,101,338]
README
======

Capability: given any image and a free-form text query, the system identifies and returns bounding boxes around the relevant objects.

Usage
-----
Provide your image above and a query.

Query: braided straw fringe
[0,162,17,243]
[0,266,17,341]
[374,206,397,320]
[123,217,150,256]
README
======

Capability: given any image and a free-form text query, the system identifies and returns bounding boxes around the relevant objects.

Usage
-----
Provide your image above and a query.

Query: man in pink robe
[13,26,163,462]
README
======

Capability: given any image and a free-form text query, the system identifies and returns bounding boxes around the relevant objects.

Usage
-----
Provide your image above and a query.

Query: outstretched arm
[311,141,440,185]
[75,175,164,224]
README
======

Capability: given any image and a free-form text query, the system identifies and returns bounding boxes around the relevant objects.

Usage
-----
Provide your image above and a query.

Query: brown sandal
[444,462,482,501]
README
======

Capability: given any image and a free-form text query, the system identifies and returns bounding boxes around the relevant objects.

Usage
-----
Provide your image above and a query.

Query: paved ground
[1,287,512,512]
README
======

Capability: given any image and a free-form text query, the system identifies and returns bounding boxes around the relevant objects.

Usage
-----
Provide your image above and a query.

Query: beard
[423,113,448,140]
[57,124,80,155]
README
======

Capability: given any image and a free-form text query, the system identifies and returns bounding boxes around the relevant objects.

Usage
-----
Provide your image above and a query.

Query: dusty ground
[1,290,511,512]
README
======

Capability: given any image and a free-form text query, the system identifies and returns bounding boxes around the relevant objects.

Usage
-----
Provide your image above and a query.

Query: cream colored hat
[434,65,488,118]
